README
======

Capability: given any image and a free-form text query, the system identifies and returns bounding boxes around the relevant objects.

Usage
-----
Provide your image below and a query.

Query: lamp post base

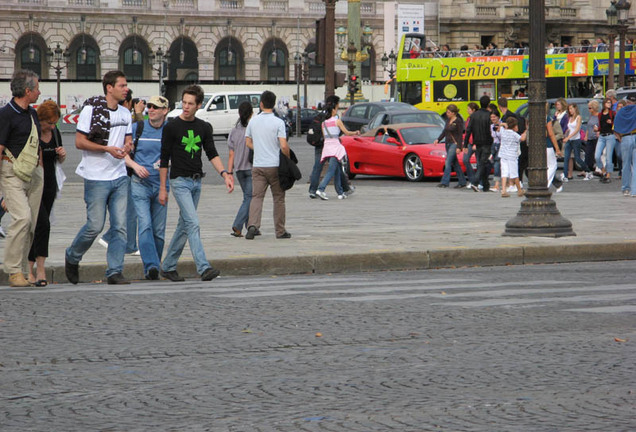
[503,190,575,237]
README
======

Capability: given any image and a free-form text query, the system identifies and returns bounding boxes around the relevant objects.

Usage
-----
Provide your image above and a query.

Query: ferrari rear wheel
[403,153,424,182]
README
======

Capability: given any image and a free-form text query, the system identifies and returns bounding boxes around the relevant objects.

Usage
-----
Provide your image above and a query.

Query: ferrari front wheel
[403,153,424,182]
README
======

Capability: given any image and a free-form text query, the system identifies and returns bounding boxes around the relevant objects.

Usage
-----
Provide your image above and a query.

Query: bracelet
[220,170,232,177]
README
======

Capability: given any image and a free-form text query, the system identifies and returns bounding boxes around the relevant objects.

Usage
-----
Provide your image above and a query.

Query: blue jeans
[595,134,617,173]
[131,176,167,275]
[161,177,210,275]
[66,176,128,278]
[308,146,325,195]
[563,139,586,178]
[102,176,137,253]
[463,146,477,185]
[440,144,466,186]
[621,134,635,192]
[318,157,344,195]
[233,169,252,231]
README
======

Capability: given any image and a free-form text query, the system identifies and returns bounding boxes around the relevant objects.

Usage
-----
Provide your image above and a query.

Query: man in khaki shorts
[0,70,44,287]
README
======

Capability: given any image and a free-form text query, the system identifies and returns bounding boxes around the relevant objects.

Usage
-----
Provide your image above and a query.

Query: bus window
[546,77,566,99]
[497,79,528,99]
[401,82,423,106]
[433,81,468,102]
[568,77,596,98]
[470,80,496,100]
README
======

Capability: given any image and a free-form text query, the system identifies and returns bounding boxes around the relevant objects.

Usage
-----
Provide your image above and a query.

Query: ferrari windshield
[400,126,443,145]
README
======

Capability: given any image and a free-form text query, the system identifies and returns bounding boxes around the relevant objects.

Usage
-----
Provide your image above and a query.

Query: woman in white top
[562,103,585,180]
[315,97,359,200]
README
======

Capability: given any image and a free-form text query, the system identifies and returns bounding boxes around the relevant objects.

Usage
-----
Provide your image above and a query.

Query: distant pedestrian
[463,95,493,192]
[562,103,586,180]
[435,103,466,189]
[498,117,526,198]
[489,110,502,192]
[583,100,599,180]
[227,101,254,237]
[245,90,291,239]
[595,98,616,183]
[546,106,564,192]
[0,69,44,287]
[159,85,234,282]
[612,103,636,196]
[28,100,66,287]
[65,70,133,285]
[125,95,170,280]
[463,102,479,189]
[315,95,359,200]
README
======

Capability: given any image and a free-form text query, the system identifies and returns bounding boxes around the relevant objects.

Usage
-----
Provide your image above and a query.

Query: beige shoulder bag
[6,115,40,182]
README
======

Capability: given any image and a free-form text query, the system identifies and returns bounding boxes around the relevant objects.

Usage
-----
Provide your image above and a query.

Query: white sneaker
[316,190,328,200]
[130,250,141,256]
[337,194,347,200]
[0,226,5,238]
[583,172,593,181]
[98,238,108,248]
[556,185,563,193]
[562,176,569,183]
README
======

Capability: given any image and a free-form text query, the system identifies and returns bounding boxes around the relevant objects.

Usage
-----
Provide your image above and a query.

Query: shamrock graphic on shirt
[182,130,201,158]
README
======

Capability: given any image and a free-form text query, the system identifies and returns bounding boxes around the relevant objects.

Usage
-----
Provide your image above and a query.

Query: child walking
[499,117,527,198]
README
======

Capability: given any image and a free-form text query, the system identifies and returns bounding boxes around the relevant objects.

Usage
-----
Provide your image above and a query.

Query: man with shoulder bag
[0,69,44,287]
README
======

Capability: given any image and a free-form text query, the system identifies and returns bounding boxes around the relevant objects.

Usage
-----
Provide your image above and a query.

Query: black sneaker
[65,257,79,285]
[245,225,257,240]
[161,270,185,282]
[146,268,159,280]
[437,184,448,188]
[107,273,130,285]
[276,231,292,239]
[201,267,221,281]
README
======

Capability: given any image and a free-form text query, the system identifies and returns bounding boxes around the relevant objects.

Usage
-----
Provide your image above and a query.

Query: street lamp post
[302,51,309,109]
[381,49,397,101]
[616,0,632,88]
[607,1,618,90]
[46,43,69,107]
[151,46,168,96]
[294,52,302,136]
[337,23,372,105]
[503,0,574,237]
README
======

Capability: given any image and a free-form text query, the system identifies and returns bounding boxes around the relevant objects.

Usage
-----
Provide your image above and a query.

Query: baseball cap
[148,95,169,108]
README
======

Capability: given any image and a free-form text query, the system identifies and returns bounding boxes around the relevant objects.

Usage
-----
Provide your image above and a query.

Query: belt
[600,133,613,136]
[180,172,206,180]
[1,156,12,163]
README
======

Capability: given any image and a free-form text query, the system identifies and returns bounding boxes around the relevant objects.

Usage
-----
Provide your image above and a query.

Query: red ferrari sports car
[341,123,476,182]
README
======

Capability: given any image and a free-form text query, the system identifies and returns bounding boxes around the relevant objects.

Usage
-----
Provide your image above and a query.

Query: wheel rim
[404,154,422,180]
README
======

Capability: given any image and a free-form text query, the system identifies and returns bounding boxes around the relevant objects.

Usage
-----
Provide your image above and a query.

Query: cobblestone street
[1,261,635,431]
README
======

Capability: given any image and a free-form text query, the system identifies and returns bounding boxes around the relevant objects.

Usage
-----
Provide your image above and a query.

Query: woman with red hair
[27,100,66,286]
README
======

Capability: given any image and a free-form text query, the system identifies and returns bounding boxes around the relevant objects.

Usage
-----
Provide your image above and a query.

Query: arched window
[21,45,41,77]
[76,46,97,81]
[216,37,243,81]
[168,37,199,82]
[267,48,286,82]
[123,47,143,81]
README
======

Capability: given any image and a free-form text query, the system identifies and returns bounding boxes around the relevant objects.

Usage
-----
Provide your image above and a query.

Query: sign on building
[397,4,425,45]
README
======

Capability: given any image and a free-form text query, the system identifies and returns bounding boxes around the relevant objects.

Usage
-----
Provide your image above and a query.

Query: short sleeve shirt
[75,103,132,180]
[245,112,285,168]
[0,99,41,158]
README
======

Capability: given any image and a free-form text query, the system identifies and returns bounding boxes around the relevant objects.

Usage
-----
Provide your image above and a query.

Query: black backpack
[126,120,144,177]
[306,111,326,147]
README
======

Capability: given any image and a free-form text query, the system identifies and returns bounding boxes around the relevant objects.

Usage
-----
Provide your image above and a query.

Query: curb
[3,241,636,285]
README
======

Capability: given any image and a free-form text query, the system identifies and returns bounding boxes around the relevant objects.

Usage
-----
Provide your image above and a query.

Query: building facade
[0,0,631,106]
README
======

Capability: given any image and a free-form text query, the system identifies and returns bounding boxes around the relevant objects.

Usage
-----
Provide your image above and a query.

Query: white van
[167,91,263,136]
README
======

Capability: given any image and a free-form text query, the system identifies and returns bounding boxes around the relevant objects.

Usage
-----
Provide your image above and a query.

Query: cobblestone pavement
[1,261,634,431]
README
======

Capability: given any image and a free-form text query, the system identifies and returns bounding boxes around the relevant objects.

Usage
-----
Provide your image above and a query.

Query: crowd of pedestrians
[435,91,636,198]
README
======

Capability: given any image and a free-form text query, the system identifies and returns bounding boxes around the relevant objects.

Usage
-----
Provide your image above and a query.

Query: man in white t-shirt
[65,70,133,285]
[245,90,291,239]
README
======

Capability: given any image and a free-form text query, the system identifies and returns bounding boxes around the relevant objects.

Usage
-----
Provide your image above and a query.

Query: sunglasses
[147,104,164,110]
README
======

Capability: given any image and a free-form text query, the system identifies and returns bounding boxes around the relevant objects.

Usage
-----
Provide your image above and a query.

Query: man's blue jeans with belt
[66,175,128,278]
[131,176,167,276]
[161,176,211,275]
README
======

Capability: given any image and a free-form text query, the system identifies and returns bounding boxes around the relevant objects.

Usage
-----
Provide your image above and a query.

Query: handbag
[6,116,40,182]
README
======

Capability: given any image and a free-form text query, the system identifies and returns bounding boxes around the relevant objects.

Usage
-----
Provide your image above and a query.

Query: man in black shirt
[159,85,234,282]
[0,70,44,287]
[464,95,494,192]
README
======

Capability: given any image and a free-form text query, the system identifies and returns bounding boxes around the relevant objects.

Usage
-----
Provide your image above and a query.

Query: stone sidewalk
[1,177,635,284]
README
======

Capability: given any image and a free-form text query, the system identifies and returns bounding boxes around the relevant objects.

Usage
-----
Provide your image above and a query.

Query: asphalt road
[1,261,634,431]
